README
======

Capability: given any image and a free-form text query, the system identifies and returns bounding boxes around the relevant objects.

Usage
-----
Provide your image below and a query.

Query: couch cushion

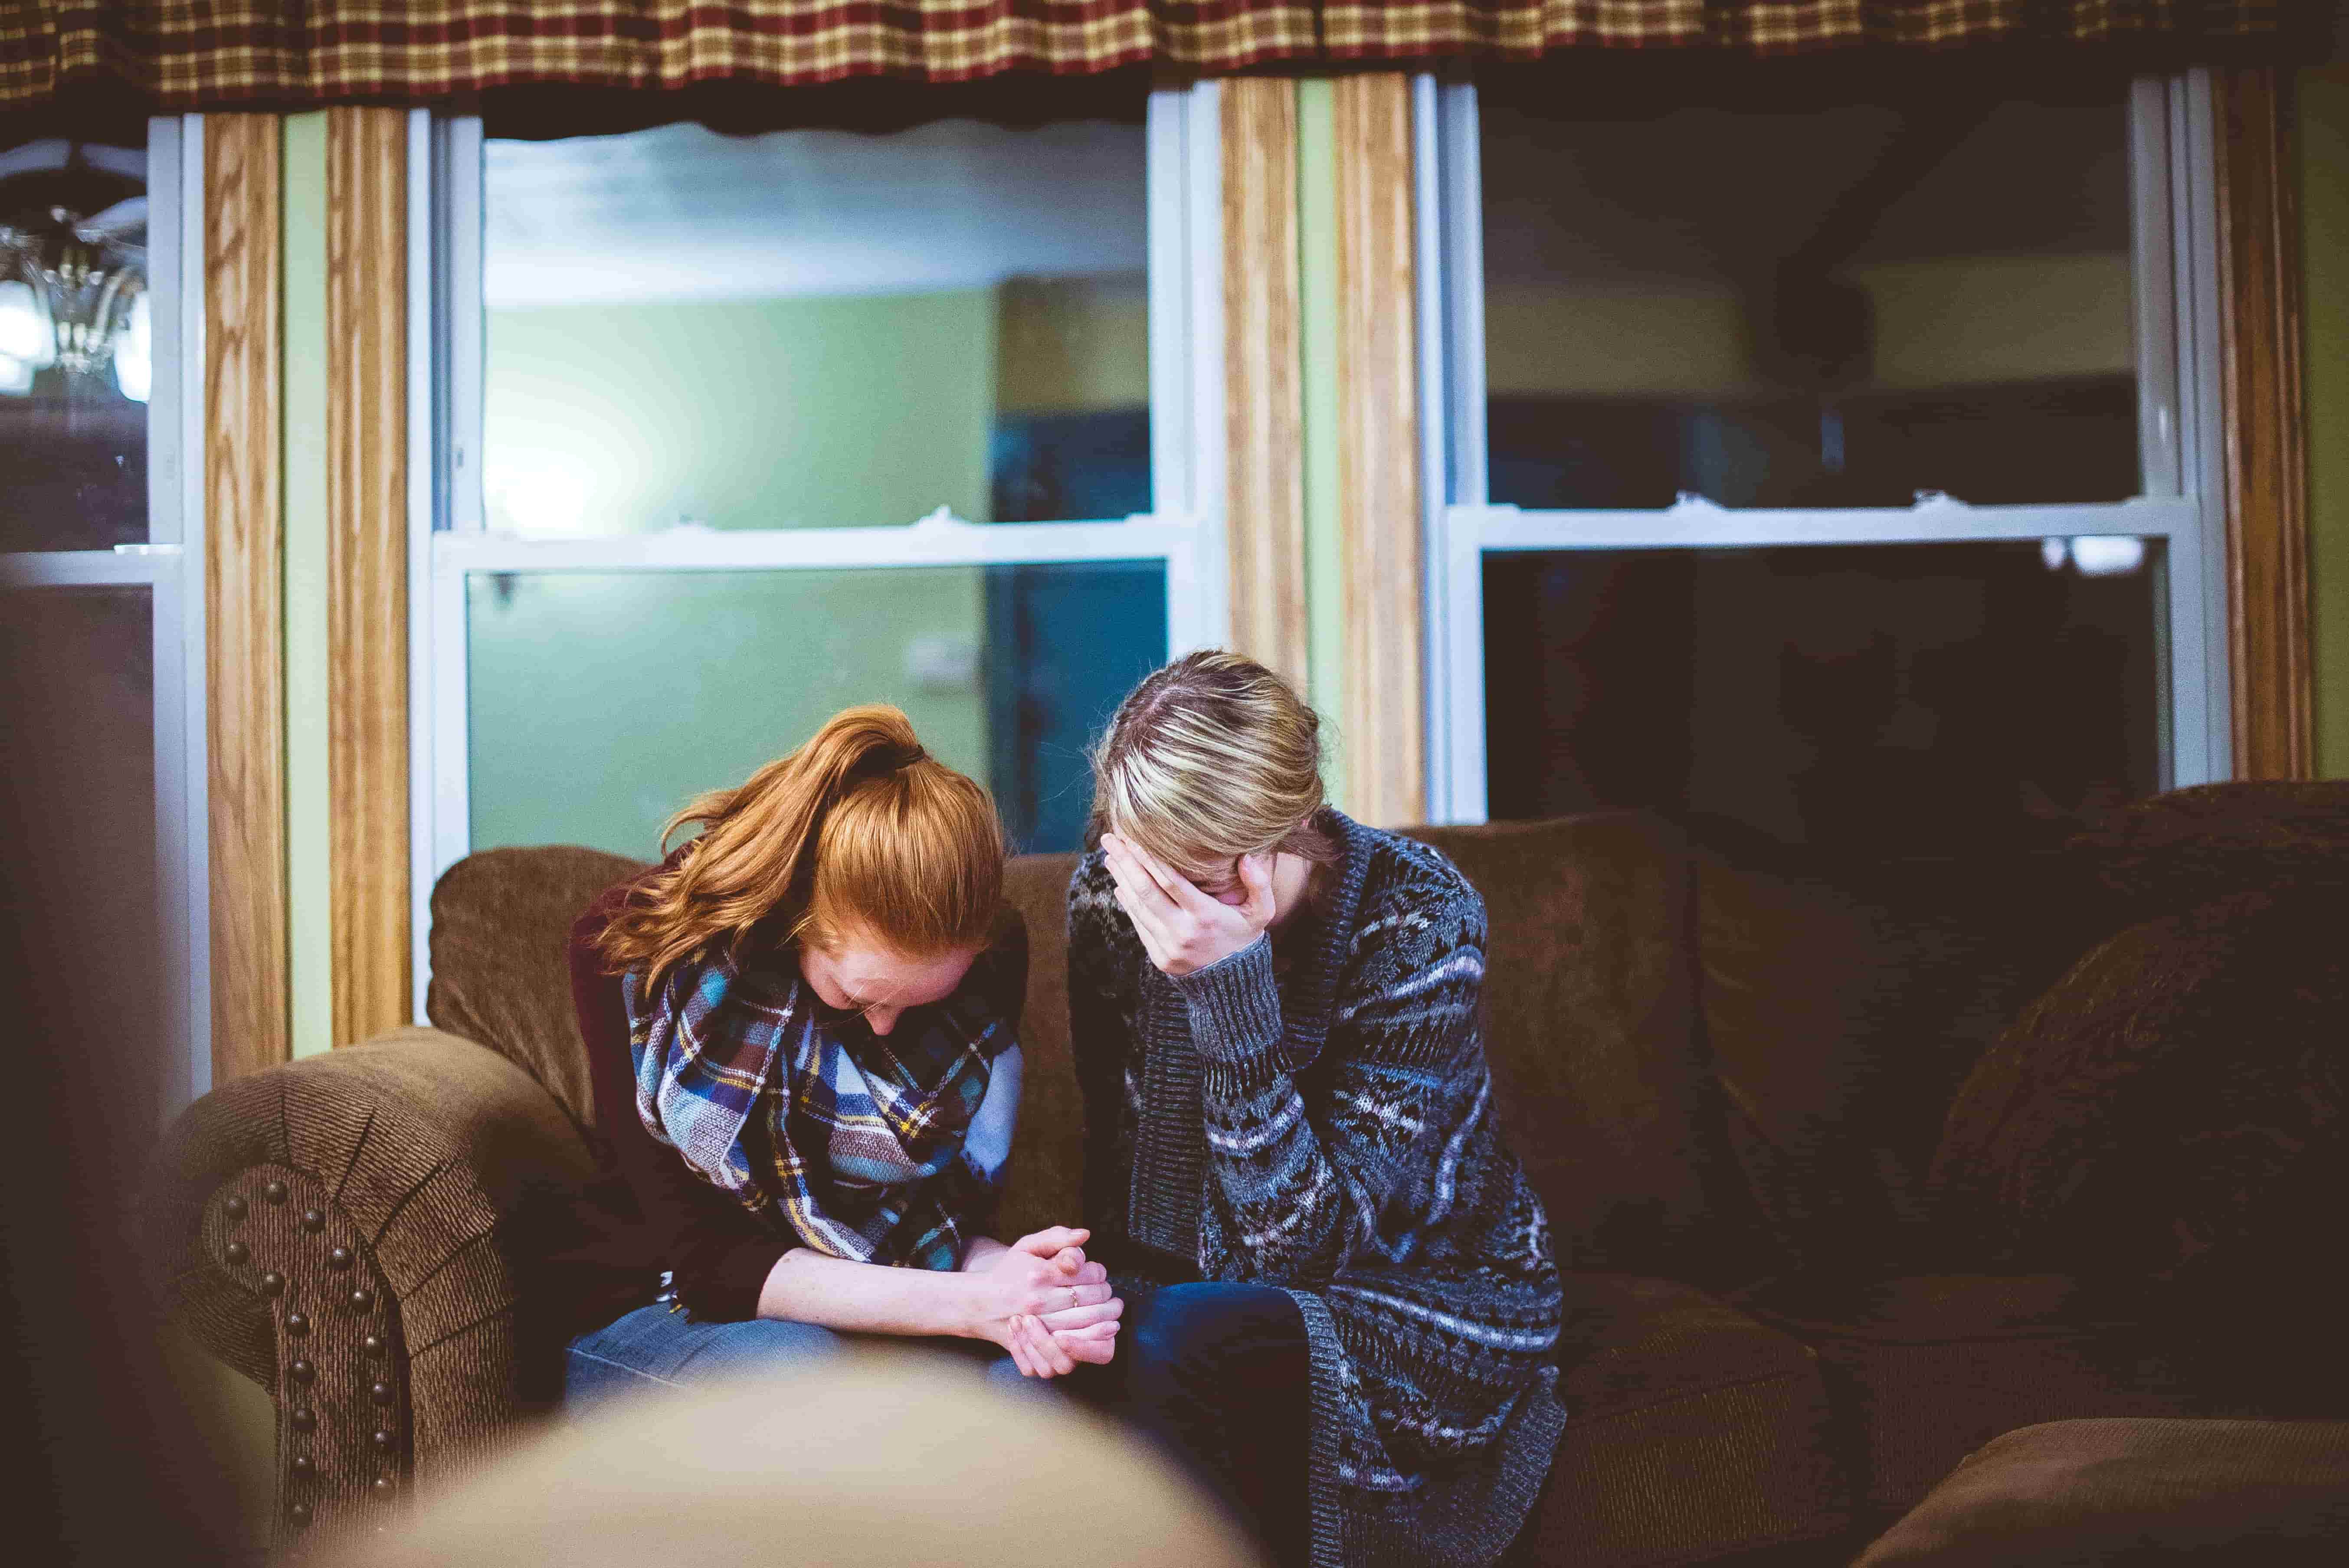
[1526,1273,1848,1568]
[1695,838,2116,1276]
[1930,890,2349,1295]
[1734,1275,2217,1521]
[428,845,646,1129]
[1853,1418,2349,1566]
[2067,779,2349,917]
[1408,814,1732,1281]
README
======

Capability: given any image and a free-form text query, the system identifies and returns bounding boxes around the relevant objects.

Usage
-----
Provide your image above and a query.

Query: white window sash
[1440,496,2207,827]
[409,88,1227,1021]
[422,516,1205,900]
[1418,72,2230,826]
[0,548,172,587]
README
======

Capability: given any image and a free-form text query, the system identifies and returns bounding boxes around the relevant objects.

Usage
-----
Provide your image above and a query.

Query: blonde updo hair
[1090,650,1339,873]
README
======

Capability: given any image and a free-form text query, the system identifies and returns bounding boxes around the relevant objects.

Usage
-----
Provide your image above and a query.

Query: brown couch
[151,795,2349,1564]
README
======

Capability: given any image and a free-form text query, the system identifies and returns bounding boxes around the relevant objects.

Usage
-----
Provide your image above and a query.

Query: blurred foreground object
[337,1354,1259,1568]
[0,603,237,1563]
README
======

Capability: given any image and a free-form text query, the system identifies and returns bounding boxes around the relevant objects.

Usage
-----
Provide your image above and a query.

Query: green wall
[284,113,332,1057]
[466,567,990,859]
[1297,80,1348,812]
[2305,56,2349,779]
[472,289,1001,856]
[484,291,997,534]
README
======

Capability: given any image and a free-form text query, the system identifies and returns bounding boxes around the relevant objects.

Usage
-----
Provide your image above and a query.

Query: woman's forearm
[755,1247,982,1338]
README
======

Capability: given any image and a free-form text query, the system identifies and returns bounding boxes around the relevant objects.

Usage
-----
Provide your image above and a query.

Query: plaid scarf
[622,947,1020,1272]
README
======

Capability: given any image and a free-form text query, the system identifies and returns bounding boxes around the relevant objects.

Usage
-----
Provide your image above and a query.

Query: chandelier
[0,147,149,402]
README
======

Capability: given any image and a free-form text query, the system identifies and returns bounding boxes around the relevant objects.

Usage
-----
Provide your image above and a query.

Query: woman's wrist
[958,1234,1009,1272]
[1170,935,1283,1063]
[943,1268,996,1339]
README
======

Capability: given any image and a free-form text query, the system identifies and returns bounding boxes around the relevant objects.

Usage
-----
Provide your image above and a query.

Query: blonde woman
[558,706,1119,1401]
[1064,652,1566,1568]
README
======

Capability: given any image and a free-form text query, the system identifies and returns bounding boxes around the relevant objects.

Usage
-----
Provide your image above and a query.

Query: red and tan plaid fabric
[0,2,2296,110]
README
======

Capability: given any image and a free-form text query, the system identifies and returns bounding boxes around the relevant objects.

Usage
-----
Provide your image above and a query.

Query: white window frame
[1415,72,2231,825]
[0,115,210,1109]
[408,88,1228,1020]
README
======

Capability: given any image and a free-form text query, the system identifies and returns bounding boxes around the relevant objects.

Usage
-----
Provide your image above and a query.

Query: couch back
[427,843,645,1134]
[424,814,1761,1280]
[422,812,2132,1286]
[1691,834,2123,1273]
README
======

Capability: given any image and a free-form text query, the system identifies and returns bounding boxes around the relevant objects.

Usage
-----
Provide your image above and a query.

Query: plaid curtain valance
[0,2,2300,111]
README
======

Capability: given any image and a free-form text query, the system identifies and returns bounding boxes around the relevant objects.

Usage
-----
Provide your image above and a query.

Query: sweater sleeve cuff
[1169,936,1285,1073]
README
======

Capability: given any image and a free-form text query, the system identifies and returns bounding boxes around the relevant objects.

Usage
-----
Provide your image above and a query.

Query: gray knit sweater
[1066,810,1568,1568]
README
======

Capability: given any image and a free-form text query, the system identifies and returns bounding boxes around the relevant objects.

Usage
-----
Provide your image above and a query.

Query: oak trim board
[203,115,289,1084]
[2214,65,2315,781]
[326,106,413,1046]
[1332,74,1424,828]
[1221,77,1311,697]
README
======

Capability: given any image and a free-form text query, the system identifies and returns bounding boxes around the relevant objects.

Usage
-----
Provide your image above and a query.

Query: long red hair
[593,705,1006,989]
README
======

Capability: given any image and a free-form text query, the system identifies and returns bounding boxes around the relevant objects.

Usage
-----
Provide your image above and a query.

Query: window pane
[467,560,1166,856]
[1483,540,2162,853]
[0,132,152,550]
[483,118,1150,535]
[1480,95,2136,509]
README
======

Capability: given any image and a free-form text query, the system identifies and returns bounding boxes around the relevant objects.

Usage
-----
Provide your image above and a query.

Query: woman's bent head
[596,705,1005,1028]
[1091,650,1336,883]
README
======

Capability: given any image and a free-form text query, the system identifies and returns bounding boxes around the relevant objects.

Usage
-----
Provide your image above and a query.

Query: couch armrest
[147,1027,596,1555]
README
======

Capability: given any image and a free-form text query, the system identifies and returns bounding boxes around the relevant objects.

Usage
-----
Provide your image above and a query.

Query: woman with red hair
[559,705,1117,1398]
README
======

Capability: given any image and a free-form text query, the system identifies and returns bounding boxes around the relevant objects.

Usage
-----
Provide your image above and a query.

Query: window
[1424,72,2223,853]
[0,119,206,1108]
[414,92,1223,993]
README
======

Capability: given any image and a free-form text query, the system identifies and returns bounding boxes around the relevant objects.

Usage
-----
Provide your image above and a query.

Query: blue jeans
[1072,1282,1310,1568]
[564,1303,1024,1409]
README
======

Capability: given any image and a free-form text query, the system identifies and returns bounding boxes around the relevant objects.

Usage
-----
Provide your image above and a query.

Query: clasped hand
[1101,834,1275,977]
[974,1226,1122,1379]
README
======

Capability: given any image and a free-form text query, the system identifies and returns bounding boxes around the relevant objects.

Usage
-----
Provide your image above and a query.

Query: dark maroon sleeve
[569,883,791,1323]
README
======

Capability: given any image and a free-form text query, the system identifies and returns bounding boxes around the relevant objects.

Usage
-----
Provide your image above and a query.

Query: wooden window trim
[2215,65,2316,780]
[1333,73,1424,828]
[325,106,412,1044]
[205,115,289,1082]
[1222,78,1312,697]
